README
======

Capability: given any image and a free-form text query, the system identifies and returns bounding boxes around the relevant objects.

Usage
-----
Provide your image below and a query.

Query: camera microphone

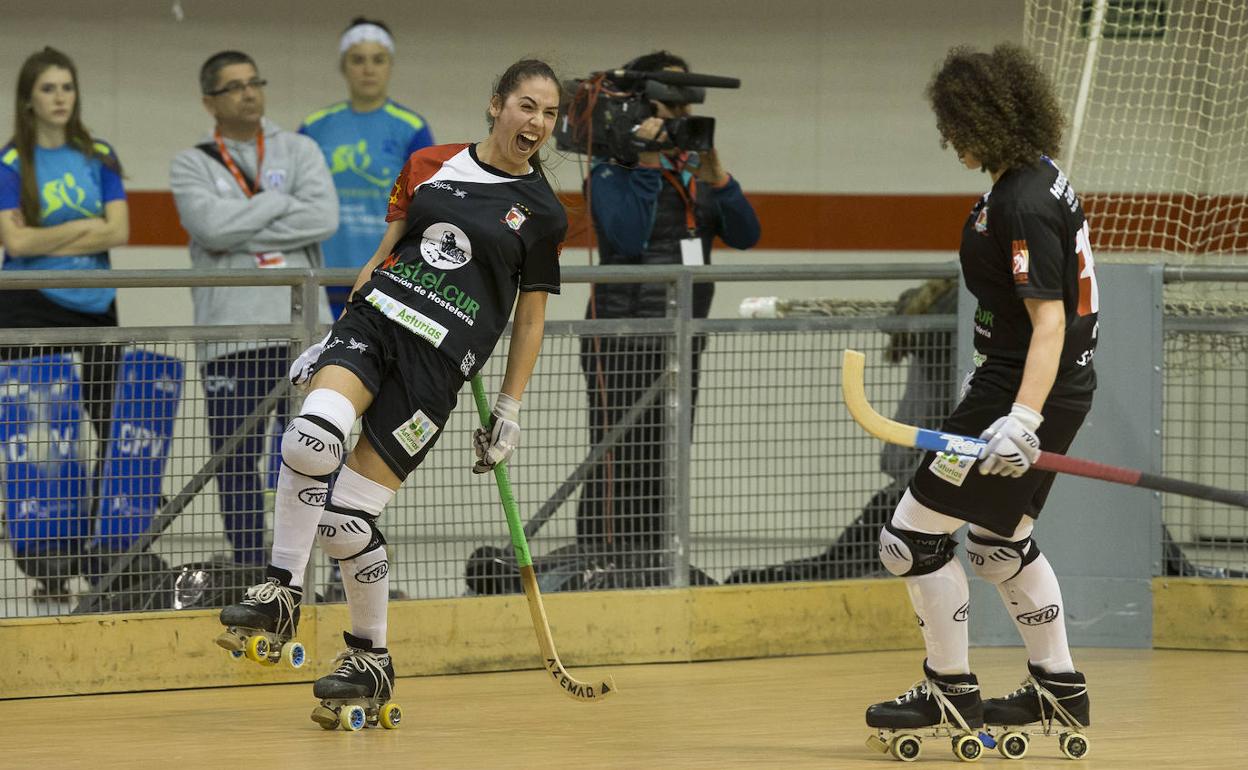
[604,69,741,89]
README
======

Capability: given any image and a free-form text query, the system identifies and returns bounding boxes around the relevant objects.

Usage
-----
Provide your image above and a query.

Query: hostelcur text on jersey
[377,252,480,325]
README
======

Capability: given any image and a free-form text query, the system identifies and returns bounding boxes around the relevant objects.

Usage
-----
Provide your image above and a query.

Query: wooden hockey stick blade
[521,566,617,702]
[842,349,1248,509]
[469,375,618,702]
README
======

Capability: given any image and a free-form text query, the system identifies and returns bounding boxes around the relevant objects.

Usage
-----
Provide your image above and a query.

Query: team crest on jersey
[973,206,989,234]
[420,222,473,269]
[503,203,531,231]
[1011,239,1030,285]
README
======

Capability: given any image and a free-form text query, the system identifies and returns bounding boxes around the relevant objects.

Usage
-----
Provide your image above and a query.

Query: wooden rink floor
[4,647,1246,769]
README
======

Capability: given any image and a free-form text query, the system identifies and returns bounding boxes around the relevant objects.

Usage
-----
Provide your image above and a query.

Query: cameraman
[578,50,759,586]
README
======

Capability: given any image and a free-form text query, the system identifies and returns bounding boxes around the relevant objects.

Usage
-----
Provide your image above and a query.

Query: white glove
[289,331,331,391]
[473,393,521,474]
[977,402,1043,477]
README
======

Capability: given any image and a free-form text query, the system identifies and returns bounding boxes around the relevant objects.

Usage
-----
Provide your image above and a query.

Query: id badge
[680,237,703,266]
[255,251,287,268]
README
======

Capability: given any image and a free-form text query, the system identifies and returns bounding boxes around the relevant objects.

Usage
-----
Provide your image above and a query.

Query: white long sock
[891,490,971,676]
[331,465,396,649]
[270,466,325,587]
[340,544,390,648]
[997,552,1074,673]
[904,558,971,675]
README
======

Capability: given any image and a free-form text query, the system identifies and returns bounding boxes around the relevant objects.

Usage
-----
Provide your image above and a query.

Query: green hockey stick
[470,375,617,701]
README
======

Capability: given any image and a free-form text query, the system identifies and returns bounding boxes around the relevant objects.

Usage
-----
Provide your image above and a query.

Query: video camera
[554,68,741,165]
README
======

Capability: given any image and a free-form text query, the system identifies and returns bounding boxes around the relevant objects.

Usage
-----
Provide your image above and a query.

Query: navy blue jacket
[586,158,760,319]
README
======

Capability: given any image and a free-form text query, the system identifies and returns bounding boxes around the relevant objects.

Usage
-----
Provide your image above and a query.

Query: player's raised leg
[217,374,361,666]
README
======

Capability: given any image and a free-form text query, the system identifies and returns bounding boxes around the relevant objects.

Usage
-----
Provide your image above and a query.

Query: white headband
[339,23,395,55]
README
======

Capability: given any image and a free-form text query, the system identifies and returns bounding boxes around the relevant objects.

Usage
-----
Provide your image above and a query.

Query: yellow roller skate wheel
[244,635,270,664]
[952,733,983,762]
[380,703,402,730]
[339,704,367,732]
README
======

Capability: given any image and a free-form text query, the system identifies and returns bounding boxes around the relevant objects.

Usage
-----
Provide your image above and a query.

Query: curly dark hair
[926,43,1064,173]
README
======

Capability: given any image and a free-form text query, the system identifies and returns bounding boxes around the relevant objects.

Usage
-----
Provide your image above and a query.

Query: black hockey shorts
[312,298,464,479]
[908,379,1091,538]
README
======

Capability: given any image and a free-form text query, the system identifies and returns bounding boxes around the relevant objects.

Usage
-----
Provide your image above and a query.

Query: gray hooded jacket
[170,117,337,360]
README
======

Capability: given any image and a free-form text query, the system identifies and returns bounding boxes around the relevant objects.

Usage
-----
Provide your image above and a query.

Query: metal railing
[0,263,1243,618]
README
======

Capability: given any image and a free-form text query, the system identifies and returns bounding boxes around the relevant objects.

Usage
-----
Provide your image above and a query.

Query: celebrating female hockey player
[217,58,566,730]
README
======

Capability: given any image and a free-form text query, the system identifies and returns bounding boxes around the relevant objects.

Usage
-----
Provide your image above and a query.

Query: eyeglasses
[206,78,267,97]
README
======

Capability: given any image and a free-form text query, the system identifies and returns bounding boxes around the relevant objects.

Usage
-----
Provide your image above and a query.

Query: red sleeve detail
[385,143,470,222]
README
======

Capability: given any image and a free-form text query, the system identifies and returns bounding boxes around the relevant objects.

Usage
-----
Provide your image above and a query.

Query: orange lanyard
[214,128,264,197]
[660,168,698,235]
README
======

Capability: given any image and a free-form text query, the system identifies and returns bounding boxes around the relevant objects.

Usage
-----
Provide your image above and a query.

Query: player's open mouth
[516,132,539,154]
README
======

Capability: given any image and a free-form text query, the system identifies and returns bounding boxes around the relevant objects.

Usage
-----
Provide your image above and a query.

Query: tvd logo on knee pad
[1016,604,1060,625]
[355,559,389,583]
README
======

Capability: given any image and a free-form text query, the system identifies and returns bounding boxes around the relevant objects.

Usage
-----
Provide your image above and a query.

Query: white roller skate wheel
[281,641,306,669]
[890,734,922,762]
[380,703,402,730]
[339,704,367,732]
[1060,732,1090,760]
[952,734,983,762]
[997,731,1028,760]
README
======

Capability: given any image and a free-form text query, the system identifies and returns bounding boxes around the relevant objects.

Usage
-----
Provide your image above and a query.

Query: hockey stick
[842,349,1248,509]
[470,375,617,702]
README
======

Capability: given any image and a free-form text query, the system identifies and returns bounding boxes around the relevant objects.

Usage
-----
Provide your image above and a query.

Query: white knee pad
[879,489,963,577]
[281,389,356,479]
[879,521,958,577]
[965,531,1041,584]
[316,464,395,560]
[317,507,384,561]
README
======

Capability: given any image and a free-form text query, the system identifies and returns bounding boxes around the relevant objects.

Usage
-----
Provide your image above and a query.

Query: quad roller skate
[865,661,987,763]
[214,566,305,668]
[982,662,1090,760]
[310,632,402,732]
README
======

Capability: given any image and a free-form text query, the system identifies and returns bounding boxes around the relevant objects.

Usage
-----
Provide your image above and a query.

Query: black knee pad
[965,532,1041,584]
[878,521,958,577]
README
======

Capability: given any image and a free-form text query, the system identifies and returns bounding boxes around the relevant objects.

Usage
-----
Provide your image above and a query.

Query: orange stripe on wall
[124,190,1246,252]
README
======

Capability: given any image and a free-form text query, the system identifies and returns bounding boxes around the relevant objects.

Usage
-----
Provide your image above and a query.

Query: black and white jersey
[357,143,566,378]
[960,156,1099,400]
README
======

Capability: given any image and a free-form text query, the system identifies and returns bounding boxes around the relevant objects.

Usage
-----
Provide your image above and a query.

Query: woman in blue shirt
[0,47,129,595]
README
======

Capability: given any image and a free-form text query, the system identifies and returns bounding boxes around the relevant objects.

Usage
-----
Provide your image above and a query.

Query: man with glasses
[170,51,337,577]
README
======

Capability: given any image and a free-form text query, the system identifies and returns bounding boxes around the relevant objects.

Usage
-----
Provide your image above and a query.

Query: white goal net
[1027,1,1248,569]
[1024,0,1247,268]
